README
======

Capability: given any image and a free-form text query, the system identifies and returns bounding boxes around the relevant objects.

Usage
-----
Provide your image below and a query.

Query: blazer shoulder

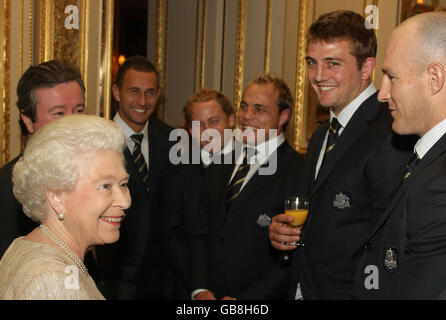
[0,155,21,181]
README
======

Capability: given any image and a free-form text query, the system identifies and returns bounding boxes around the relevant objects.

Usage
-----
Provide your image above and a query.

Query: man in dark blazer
[191,74,305,300]
[95,55,173,299]
[269,11,414,299]
[0,60,86,258]
[354,12,446,299]
[159,88,236,299]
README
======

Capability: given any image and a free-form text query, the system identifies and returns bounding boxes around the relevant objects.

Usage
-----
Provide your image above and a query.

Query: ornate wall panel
[0,0,114,165]
[0,0,11,165]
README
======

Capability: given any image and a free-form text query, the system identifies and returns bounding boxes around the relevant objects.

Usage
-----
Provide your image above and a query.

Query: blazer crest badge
[333,192,351,210]
[384,247,398,272]
[257,214,271,227]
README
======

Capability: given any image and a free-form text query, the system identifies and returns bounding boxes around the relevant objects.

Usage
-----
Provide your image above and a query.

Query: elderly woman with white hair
[0,114,131,299]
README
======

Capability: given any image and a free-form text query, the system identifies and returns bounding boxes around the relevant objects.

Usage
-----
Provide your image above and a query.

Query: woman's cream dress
[0,238,104,300]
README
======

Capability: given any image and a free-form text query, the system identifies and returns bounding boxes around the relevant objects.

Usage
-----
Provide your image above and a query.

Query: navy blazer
[0,155,38,258]
[354,132,446,299]
[190,140,305,299]
[95,122,174,299]
[292,93,415,299]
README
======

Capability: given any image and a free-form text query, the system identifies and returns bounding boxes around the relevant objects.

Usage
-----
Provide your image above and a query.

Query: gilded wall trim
[155,0,168,121]
[1,0,11,164]
[39,0,54,62]
[194,0,201,92]
[200,0,207,90]
[102,0,114,120]
[293,0,309,153]
[194,0,208,92]
[80,0,88,98]
[264,0,272,73]
[28,0,32,66]
[234,0,247,123]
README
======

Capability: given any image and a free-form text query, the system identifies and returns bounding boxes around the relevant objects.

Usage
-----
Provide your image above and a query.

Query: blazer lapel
[224,142,292,216]
[312,94,382,194]
[367,132,446,241]
[307,123,327,193]
[313,111,368,193]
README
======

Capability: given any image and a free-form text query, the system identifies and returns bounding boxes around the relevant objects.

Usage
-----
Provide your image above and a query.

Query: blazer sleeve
[397,174,446,299]
[239,156,306,300]
[188,176,210,292]
[159,165,189,285]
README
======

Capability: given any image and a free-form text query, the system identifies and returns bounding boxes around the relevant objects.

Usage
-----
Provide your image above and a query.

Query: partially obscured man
[354,12,446,299]
[191,74,305,300]
[159,88,235,299]
[95,55,173,299]
[269,10,414,299]
[0,60,85,258]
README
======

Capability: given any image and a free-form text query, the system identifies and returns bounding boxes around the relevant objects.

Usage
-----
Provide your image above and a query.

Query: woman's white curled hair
[12,114,126,222]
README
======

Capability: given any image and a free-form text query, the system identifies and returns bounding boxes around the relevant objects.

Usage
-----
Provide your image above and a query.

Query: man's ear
[427,62,445,95]
[279,108,291,127]
[112,84,121,102]
[20,113,35,134]
[45,189,65,217]
[361,57,376,81]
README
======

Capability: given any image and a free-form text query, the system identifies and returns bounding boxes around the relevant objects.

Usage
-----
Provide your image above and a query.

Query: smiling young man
[268,10,415,299]
[95,55,174,299]
[0,60,86,259]
[191,74,305,300]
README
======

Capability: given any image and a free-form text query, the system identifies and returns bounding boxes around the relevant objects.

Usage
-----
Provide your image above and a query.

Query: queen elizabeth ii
[0,114,131,299]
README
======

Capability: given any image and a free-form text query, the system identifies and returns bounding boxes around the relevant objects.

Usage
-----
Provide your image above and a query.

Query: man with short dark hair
[0,60,86,258]
[95,55,174,299]
[191,74,305,300]
[269,10,415,299]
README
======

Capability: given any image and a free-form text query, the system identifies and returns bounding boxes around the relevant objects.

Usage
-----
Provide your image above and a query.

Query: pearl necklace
[39,224,88,275]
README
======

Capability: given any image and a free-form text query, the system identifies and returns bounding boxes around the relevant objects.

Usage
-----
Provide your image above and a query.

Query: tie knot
[131,134,144,145]
[408,152,420,169]
[329,118,342,135]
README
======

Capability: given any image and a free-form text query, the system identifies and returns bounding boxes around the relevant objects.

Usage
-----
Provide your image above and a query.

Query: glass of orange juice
[284,196,310,228]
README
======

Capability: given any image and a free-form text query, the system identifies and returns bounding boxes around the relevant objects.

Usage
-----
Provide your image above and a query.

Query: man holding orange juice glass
[269,10,415,299]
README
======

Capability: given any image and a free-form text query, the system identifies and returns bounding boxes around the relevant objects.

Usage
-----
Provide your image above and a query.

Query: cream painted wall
[146,0,405,131]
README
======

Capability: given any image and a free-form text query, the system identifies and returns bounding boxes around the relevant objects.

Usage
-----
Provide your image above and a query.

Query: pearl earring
[57,213,65,221]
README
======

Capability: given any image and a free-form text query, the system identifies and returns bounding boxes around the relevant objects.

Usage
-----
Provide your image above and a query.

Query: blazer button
[364,243,374,251]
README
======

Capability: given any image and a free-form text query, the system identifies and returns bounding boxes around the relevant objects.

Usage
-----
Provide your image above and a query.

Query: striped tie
[318,117,342,177]
[402,152,420,180]
[225,147,253,209]
[325,117,342,154]
[130,134,150,193]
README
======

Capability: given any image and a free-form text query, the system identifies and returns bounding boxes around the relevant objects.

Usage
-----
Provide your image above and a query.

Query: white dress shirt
[229,133,286,190]
[414,118,446,159]
[114,113,149,168]
[314,84,377,180]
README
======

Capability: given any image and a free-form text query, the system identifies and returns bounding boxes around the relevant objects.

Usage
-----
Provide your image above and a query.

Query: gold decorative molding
[1,0,11,164]
[79,0,88,98]
[39,0,54,62]
[264,0,272,73]
[200,0,207,90]
[155,0,168,121]
[234,0,247,124]
[102,0,114,120]
[194,0,208,92]
[293,0,309,153]
[194,0,201,92]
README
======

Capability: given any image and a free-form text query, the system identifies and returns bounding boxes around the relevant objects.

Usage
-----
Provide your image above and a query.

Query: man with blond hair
[159,88,235,299]
[192,74,305,300]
